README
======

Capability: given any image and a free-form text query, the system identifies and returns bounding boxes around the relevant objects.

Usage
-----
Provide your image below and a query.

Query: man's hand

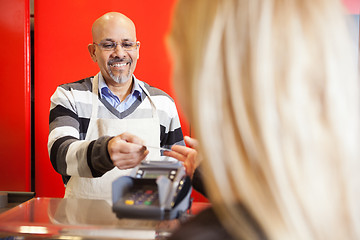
[107,132,149,169]
[164,136,201,178]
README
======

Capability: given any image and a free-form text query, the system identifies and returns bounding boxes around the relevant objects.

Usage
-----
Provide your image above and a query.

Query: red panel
[0,0,31,191]
[34,0,192,198]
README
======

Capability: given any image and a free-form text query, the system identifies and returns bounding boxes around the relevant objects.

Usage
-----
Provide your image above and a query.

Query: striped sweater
[48,76,184,184]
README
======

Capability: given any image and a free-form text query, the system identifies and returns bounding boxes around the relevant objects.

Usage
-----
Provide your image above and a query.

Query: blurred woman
[167,0,360,239]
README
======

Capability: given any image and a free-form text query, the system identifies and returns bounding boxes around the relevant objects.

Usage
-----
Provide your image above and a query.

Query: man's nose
[113,43,127,56]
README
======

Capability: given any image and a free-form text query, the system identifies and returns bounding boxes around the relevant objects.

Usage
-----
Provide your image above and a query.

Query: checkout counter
[0,161,209,239]
[0,197,210,239]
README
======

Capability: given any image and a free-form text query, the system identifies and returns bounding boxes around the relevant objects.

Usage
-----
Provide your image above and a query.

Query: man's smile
[110,62,127,68]
[108,59,131,71]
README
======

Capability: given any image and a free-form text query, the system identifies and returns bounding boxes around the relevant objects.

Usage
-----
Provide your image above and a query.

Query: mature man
[48,12,184,201]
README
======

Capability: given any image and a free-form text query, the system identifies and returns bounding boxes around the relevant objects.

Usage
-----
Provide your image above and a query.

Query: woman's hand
[164,136,201,178]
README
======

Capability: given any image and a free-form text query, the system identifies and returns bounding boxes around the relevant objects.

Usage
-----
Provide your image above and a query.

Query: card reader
[112,158,192,220]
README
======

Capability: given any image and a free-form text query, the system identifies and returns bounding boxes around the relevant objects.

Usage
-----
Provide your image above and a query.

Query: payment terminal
[112,158,192,220]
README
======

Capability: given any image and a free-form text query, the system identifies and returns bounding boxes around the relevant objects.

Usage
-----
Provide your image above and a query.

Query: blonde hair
[169,0,360,239]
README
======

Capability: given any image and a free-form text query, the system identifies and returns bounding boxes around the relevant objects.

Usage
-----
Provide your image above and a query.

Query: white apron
[64,74,160,201]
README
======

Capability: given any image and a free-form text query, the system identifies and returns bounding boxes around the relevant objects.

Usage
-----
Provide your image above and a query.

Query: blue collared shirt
[98,73,142,113]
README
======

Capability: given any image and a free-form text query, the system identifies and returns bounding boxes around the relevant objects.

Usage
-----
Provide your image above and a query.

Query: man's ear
[88,44,97,62]
[136,41,141,60]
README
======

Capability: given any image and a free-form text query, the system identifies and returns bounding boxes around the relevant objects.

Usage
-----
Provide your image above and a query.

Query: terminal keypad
[124,188,159,206]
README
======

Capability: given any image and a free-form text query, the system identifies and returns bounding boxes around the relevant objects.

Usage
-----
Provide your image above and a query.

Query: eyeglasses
[93,40,139,51]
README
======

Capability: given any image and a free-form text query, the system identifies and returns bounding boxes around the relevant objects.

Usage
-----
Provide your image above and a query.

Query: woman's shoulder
[169,207,234,240]
[170,204,267,240]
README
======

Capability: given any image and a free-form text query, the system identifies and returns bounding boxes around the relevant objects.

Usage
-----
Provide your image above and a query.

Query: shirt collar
[98,72,142,99]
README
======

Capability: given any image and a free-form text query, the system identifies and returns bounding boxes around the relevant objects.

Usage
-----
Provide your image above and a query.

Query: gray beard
[109,68,131,84]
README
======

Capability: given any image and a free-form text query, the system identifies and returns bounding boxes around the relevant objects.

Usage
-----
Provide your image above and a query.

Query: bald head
[92,12,137,43]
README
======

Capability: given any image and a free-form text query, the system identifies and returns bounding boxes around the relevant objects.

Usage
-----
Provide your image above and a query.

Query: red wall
[0,0,31,192]
[34,0,194,198]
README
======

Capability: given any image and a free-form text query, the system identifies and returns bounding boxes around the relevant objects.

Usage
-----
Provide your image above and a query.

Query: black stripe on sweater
[49,105,78,124]
[160,126,184,146]
[86,140,103,177]
[50,136,77,174]
[79,117,90,136]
